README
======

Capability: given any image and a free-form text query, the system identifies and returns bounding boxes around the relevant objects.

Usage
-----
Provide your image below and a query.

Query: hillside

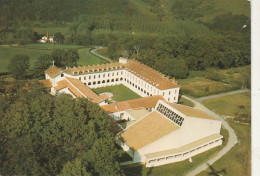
[0,0,250,77]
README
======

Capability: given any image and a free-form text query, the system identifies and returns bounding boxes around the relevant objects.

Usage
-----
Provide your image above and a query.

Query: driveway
[183,95,238,176]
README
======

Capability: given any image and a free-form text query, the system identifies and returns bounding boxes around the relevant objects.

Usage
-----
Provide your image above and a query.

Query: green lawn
[0,45,51,72]
[122,126,229,176]
[78,48,107,66]
[93,84,141,102]
[179,78,237,98]
[202,92,251,123]
[23,44,83,50]
[0,45,104,72]
[199,122,251,176]
[96,47,110,58]
[178,96,195,107]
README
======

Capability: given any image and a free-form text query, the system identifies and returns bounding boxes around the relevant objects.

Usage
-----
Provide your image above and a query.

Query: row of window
[78,71,124,81]
[156,103,184,126]
[85,78,124,86]
[148,138,221,164]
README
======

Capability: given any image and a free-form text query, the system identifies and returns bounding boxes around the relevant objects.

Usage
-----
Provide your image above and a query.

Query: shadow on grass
[206,163,226,176]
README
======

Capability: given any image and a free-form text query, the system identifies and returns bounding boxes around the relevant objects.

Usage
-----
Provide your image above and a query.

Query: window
[89,76,91,79]
[103,74,105,77]
[94,75,96,79]
[84,76,86,80]
[112,73,114,76]
[61,73,64,77]
[163,92,165,96]
[121,71,123,75]
[169,91,171,95]
[79,77,81,81]
[98,74,100,78]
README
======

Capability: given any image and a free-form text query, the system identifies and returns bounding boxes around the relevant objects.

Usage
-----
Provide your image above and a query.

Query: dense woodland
[0,81,124,175]
[0,0,250,78]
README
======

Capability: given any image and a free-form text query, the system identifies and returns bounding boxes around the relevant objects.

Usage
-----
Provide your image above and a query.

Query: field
[122,126,229,176]
[0,45,51,72]
[22,44,83,50]
[199,122,251,176]
[95,47,110,59]
[202,92,251,123]
[0,45,104,72]
[93,84,141,102]
[179,78,236,98]
[178,96,195,107]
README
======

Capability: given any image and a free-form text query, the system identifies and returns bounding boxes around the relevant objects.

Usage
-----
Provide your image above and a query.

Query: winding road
[184,95,238,176]
[89,47,242,175]
[90,46,112,63]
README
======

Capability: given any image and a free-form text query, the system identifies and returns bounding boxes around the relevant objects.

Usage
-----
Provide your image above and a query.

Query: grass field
[0,45,51,72]
[78,48,107,66]
[23,44,83,50]
[96,47,110,58]
[0,45,104,72]
[179,78,236,98]
[178,96,195,107]
[199,122,251,176]
[202,92,251,122]
[93,84,141,102]
[122,126,229,176]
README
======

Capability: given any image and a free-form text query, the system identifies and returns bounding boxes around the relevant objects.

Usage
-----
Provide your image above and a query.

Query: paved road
[196,89,249,102]
[184,95,238,176]
[90,46,112,63]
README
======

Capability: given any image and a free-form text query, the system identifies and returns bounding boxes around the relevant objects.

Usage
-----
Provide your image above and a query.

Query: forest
[0,80,124,175]
[0,0,250,79]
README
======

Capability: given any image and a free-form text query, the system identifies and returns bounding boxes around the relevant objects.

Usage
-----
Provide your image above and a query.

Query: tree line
[8,48,79,80]
[0,80,124,175]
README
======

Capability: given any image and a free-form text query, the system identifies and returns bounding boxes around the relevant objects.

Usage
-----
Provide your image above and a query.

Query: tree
[64,49,79,67]
[8,54,30,79]
[54,32,65,44]
[33,54,52,79]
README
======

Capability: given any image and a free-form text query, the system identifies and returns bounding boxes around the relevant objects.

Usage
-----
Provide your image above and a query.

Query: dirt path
[183,95,238,176]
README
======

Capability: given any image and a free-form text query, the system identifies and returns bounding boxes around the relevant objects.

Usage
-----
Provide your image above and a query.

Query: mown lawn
[78,48,107,66]
[0,45,104,72]
[178,96,195,107]
[179,78,237,98]
[93,84,141,102]
[122,126,229,176]
[202,92,251,122]
[199,122,251,176]
[23,43,83,50]
[0,45,51,72]
[95,47,110,58]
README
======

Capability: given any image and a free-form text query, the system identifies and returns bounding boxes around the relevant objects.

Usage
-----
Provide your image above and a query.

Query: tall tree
[8,54,30,79]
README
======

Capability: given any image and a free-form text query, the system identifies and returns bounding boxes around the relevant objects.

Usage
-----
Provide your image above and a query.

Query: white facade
[118,100,223,167]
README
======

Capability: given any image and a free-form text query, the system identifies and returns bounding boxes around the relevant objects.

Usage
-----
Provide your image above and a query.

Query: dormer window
[61,73,64,77]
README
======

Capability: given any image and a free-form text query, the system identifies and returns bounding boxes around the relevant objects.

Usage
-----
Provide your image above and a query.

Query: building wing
[119,111,179,150]
[101,95,165,113]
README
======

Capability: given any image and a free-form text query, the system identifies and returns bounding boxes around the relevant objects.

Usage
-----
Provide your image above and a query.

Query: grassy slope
[123,126,228,176]
[202,92,251,118]
[179,78,236,98]
[0,45,104,72]
[162,0,250,22]
[178,96,195,107]
[77,48,107,66]
[199,122,251,176]
[0,45,51,72]
[93,84,141,102]
[23,44,83,50]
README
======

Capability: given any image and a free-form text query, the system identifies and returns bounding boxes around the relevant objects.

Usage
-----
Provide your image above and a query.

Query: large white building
[43,57,180,104]
[117,99,222,167]
[42,57,222,167]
